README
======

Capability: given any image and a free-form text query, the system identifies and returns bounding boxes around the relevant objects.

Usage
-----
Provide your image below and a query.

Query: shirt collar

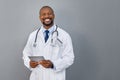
[41,24,56,34]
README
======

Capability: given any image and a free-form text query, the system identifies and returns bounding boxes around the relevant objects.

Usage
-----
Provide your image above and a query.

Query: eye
[42,13,46,16]
[48,12,53,16]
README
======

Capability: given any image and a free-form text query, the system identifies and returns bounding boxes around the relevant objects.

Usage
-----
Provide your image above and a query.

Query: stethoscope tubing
[34,28,40,43]
[33,25,59,47]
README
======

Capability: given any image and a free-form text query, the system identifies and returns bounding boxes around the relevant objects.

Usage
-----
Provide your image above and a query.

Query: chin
[43,22,54,27]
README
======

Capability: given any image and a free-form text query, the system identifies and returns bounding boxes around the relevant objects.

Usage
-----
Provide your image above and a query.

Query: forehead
[40,7,54,14]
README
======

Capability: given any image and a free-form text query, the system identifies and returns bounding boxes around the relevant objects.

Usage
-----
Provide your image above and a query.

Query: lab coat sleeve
[52,34,74,72]
[22,34,33,70]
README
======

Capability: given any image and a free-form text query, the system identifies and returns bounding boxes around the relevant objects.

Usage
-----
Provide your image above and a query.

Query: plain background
[0,0,120,80]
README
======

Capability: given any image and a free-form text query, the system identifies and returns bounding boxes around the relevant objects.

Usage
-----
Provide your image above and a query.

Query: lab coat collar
[40,24,56,45]
[41,24,56,34]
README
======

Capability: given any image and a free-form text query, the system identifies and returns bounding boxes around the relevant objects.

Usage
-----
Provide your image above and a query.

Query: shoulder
[28,28,40,39]
[57,27,72,44]
[58,27,71,38]
[57,27,73,46]
[30,28,39,36]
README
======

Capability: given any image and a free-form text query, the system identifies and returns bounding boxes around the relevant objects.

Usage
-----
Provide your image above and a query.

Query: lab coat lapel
[38,29,45,44]
[38,29,51,46]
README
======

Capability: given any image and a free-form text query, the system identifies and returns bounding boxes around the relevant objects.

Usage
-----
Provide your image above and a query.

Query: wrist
[51,64,54,68]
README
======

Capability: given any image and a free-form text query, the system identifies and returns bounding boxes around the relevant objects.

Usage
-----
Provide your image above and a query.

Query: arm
[52,34,75,72]
[22,34,38,70]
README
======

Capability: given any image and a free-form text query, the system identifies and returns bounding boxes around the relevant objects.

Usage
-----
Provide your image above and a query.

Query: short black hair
[39,6,54,15]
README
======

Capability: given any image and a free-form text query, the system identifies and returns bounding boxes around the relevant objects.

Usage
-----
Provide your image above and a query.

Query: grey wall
[0,0,120,80]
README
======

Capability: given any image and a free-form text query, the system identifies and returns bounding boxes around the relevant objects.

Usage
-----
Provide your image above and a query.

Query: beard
[42,20,54,27]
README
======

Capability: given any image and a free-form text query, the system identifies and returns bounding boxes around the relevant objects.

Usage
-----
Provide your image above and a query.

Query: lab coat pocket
[51,45,63,60]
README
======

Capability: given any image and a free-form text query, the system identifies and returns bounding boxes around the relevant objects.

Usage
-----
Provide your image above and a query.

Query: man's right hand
[30,61,39,68]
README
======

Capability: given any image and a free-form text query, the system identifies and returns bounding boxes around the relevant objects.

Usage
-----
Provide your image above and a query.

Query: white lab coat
[23,26,74,80]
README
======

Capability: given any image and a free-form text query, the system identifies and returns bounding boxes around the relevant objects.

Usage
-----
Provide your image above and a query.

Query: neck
[44,24,54,29]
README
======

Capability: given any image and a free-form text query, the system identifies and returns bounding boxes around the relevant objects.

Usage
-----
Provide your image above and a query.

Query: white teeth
[45,19,50,21]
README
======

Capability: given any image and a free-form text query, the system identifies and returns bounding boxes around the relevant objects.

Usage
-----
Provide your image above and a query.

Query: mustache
[43,18,52,20]
[42,20,53,26]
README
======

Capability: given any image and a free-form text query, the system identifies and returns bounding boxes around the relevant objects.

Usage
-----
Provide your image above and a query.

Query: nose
[44,14,50,18]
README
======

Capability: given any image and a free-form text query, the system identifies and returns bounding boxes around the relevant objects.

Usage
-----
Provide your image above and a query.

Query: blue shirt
[41,24,56,38]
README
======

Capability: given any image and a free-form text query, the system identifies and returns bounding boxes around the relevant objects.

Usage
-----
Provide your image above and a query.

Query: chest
[31,37,63,60]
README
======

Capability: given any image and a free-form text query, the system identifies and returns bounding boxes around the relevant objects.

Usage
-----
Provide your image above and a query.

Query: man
[23,6,74,80]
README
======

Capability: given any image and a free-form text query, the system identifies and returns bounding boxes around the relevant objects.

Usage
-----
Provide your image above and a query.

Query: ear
[39,16,40,20]
[53,13,55,19]
[39,16,41,21]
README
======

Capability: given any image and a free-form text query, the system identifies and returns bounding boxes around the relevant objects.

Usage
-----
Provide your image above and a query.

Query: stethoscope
[33,25,63,47]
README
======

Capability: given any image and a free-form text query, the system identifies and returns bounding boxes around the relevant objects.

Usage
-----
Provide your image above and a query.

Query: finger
[44,64,49,68]
[38,61,42,64]
[42,60,48,64]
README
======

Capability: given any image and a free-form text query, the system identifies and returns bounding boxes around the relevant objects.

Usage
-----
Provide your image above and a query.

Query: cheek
[40,17,43,22]
[51,16,54,19]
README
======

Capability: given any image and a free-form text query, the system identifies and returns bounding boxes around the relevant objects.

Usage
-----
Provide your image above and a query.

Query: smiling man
[40,6,55,29]
[23,6,74,80]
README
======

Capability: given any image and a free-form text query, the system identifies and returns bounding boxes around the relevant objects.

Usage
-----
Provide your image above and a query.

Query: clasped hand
[30,60,53,68]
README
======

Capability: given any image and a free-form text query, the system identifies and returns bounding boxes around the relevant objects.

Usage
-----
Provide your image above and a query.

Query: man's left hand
[39,60,53,68]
